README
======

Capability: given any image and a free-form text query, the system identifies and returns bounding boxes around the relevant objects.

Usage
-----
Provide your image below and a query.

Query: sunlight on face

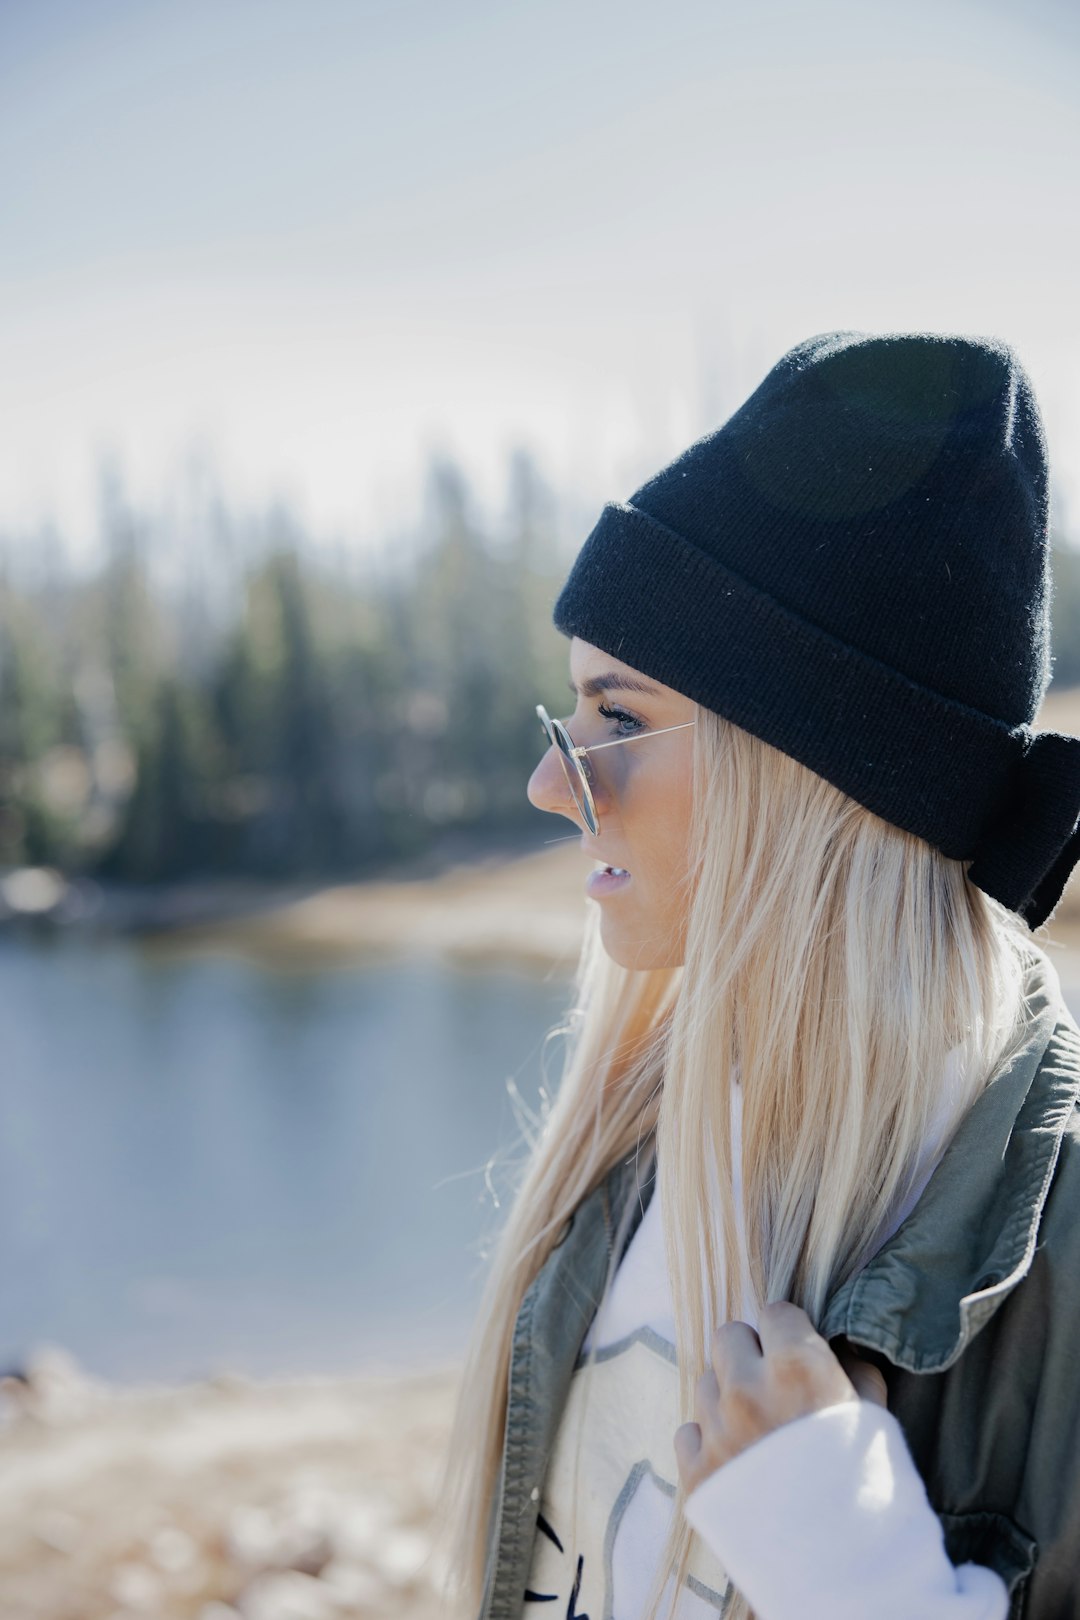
[526,638,697,970]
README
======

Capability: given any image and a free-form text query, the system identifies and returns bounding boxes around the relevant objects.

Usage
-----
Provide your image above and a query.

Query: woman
[434,331,1080,1620]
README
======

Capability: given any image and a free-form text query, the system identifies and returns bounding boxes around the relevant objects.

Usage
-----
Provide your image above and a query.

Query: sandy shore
[150,839,594,975]
[147,836,1080,977]
[0,1347,463,1620]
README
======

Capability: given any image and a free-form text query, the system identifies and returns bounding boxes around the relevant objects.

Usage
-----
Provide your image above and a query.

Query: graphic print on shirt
[523,1326,731,1620]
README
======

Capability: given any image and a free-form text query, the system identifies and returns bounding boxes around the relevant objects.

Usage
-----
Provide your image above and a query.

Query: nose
[527,743,582,825]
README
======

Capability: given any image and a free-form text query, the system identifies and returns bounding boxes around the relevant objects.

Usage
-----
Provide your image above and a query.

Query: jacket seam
[487,1276,539,1619]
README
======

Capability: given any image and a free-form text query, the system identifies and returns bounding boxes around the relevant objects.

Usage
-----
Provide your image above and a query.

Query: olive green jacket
[479,943,1080,1619]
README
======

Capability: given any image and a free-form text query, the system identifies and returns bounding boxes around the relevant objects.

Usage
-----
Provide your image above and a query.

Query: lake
[0,933,570,1385]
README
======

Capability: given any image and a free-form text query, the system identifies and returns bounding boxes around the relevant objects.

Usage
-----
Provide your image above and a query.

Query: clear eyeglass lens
[558,749,591,820]
[540,712,592,823]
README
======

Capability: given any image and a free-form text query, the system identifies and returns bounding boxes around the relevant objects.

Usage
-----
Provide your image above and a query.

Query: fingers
[674,1419,712,1495]
[673,1420,702,1469]
[833,1340,889,1407]
[718,1304,854,1416]
[848,1359,889,1407]
[754,1300,825,1357]
[756,1301,845,1393]
[708,1319,763,1386]
[677,1306,885,1489]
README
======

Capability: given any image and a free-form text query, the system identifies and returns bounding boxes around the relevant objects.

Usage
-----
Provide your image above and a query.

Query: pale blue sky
[2,0,1079,561]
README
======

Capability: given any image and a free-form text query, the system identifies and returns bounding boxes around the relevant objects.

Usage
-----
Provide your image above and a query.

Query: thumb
[833,1339,889,1408]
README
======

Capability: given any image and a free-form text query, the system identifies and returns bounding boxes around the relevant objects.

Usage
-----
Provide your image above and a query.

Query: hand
[673,1301,888,1495]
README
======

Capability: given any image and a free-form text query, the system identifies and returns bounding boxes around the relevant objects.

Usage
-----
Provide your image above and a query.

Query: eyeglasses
[535,701,696,836]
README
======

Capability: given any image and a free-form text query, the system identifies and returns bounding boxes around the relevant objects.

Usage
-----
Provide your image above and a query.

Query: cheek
[643,775,694,886]
[622,783,686,877]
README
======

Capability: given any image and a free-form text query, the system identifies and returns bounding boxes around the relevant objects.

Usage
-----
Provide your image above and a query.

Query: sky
[2,0,1079,566]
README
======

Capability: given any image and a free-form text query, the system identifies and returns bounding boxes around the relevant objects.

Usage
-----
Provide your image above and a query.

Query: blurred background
[2,1,1079,1615]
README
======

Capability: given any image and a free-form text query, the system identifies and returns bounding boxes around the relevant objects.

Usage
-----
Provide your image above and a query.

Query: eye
[597,701,644,736]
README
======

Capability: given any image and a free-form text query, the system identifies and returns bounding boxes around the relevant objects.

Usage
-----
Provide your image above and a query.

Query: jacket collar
[820,942,1080,1371]
[611,942,1080,1374]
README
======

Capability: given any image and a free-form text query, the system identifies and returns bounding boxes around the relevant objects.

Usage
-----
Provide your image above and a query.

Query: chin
[599,920,683,973]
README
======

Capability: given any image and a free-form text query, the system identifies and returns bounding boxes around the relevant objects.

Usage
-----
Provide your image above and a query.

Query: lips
[582,841,631,875]
[585,864,632,898]
[592,856,632,875]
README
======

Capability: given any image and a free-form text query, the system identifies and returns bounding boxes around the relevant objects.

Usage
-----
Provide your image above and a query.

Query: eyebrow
[568,671,662,699]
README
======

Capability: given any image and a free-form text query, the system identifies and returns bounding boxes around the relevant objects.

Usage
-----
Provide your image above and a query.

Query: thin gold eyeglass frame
[535,701,697,835]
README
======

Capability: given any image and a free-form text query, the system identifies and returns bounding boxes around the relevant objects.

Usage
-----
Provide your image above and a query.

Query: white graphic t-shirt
[524,1324,730,1618]
[522,1084,754,1620]
[520,1051,1011,1620]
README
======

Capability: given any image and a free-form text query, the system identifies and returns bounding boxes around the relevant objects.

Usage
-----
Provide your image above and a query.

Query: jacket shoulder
[1034,1001,1080,1254]
[1039,1095,1080,1254]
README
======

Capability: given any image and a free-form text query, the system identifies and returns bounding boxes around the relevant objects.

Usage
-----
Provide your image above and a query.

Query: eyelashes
[597,701,644,735]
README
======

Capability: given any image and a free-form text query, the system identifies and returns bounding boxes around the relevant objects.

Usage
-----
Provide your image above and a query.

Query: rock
[375,1525,430,1587]
[107,1560,164,1611]
[225,1504,280,1567]
[33,1506,82,1554]
[316,1558,388,1607]
[0,866,67,917]
[279,1481,340,1531]
[235,1569,340,1620]
[147,1522,199,1573]
[20,1343,108,1423]
[327,1497,395,1561]
[286,1526,334,1580]
[225,1501,332,1576]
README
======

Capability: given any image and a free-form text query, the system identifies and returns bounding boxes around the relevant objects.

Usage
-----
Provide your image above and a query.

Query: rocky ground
[0,1347,463,1620]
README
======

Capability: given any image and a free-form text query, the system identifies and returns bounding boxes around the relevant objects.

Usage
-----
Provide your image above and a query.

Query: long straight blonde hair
[433,698,1036,1620]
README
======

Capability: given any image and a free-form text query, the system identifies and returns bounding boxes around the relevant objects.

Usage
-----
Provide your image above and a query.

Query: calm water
[0,933,571,1384]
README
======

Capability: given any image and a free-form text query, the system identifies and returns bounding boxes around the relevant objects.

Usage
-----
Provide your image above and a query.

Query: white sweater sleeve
[682,1399,1010,1620]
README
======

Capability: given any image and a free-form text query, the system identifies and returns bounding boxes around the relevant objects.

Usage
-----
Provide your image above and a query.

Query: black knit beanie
[552,329,1080,931]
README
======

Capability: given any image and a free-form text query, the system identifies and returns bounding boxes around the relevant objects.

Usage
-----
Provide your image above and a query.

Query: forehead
[568,638,664,699]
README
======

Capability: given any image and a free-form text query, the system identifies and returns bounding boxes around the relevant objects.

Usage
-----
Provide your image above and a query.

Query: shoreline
[144,839,594,975]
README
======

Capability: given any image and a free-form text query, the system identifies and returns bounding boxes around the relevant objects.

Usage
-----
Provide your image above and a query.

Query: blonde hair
[433,700,1036,1620]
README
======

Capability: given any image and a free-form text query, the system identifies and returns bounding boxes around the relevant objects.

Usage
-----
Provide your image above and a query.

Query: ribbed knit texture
[552,330,1080,929]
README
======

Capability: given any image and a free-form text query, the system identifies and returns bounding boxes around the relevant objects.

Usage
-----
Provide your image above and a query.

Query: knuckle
[769,1348,818,1396]
[723,1382,764,1425]
[770,1342,807,1374]
[762,1300,805,1323]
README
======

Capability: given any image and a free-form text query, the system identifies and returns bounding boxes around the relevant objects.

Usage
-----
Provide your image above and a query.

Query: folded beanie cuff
[553,500,1080,930]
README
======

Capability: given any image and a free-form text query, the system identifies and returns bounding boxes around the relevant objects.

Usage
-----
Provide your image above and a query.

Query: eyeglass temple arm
[570,719,697,756]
